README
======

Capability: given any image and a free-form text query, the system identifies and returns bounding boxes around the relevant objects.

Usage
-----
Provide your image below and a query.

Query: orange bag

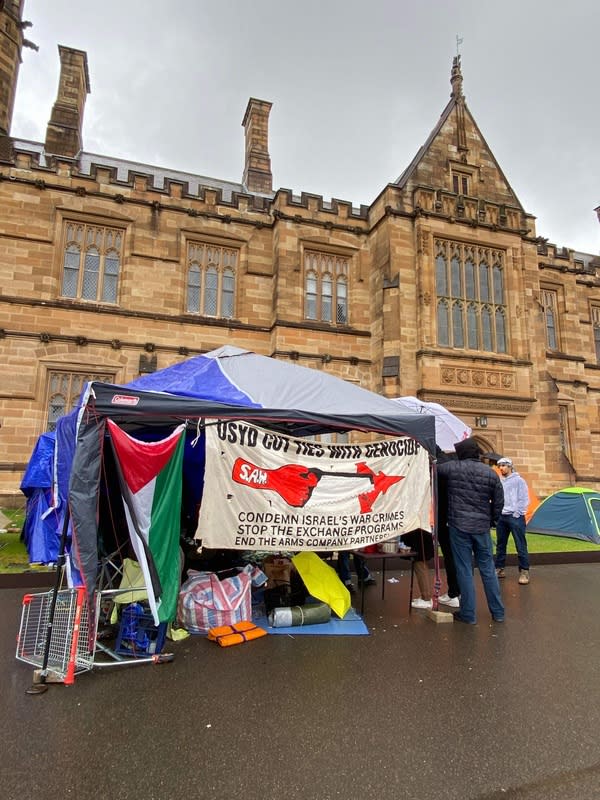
[207,620,267,647]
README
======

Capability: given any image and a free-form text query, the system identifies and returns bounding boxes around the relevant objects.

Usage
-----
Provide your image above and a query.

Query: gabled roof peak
[450,55,464,100]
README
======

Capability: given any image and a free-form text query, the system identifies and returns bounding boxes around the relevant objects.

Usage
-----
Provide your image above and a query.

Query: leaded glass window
[304,250,350,325]
[541,289,559,350]
[61,223,122,303]
[46,370,113,431]
[186,243,238,319]
[336,277,348,324]
[593,306,600,364]
[435,239,507,353]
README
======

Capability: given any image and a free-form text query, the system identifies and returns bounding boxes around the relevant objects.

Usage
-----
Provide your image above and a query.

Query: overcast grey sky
[12,0,600,254]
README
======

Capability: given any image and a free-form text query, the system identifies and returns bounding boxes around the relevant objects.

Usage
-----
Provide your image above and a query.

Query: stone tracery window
[186,242,237,319]
[61,222,123,303]
[541,288,559,350]
[591,305,600,364]
[304,250,349,325]
[45,370,114,431]
[435,240,506,353]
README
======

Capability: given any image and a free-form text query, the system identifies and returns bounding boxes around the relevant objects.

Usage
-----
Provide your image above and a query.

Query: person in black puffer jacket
[437,437,505,624]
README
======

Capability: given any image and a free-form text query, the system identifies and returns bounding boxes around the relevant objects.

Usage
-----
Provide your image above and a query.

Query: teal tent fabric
[526,488,600,544]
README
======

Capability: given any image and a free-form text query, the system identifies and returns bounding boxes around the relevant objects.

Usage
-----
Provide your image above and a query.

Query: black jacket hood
[454,437,481,461]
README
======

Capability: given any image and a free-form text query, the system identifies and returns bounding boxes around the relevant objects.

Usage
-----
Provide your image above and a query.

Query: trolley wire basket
[16,587,94,685]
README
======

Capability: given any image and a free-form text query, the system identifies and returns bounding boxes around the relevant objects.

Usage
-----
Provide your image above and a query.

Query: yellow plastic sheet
[109,557,148,624]
[292,552,351,619]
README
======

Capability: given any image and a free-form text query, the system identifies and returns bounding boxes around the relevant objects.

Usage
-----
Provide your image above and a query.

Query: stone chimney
[242,98,272,194]
[44,45,90,158]
[0,0,26,140]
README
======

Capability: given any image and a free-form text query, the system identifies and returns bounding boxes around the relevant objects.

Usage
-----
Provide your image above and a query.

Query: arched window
[495,308,506,353]
[62,243,81,297]
[451,253,462,297]
[45,370,113,432]
[82,246,100,300]
[435,239,507,353]
[465,258,475,300]
[187,263,201,313]
[482,306,493,351]
[479,260,490,302]
[203,265,218,316]
[186,243,238,318]
[336,277,348,324]
[452,301,464,348]
[541,289,559,350]
[102,250,120,303]
[437,299,450,346]
[303,251,350,325]
[322,274,333,322]
[221,268,235,319]
[60,223,123,303]
[467,303,478,349]
[305,270,318,320]
[435,253,447,295]
[592,306,600,364]
[493,264,504,304]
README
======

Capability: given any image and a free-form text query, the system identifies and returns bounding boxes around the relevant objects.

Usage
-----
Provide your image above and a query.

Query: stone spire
[450,55,468,156]
[450,54,464,100]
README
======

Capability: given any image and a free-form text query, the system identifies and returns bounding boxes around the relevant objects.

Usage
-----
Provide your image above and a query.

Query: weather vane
[456,34,463,56]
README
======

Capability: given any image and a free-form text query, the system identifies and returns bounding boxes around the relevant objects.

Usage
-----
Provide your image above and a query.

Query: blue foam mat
[254,606,369,636]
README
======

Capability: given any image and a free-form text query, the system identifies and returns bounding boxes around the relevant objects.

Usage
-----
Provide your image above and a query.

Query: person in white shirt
[494,457,531,585]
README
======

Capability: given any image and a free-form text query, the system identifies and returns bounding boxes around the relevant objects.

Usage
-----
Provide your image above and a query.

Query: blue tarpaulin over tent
[20,432,60,563]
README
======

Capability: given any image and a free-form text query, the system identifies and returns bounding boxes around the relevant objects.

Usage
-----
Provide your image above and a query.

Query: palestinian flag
[108,419,185,625]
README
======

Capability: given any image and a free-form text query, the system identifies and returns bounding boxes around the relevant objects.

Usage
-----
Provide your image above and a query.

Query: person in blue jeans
[337,551,376,593]
[437,437,505,624]
[494,457,530,585]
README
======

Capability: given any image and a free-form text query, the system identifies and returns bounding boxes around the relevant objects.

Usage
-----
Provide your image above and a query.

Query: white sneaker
[411,598,433,610]
[439,594,460,608]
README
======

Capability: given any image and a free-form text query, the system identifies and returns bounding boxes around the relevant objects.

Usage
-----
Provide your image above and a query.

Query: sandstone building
[1,0,599,504]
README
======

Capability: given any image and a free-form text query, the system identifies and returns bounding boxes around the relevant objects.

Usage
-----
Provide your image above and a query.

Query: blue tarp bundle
[20,432,59,564]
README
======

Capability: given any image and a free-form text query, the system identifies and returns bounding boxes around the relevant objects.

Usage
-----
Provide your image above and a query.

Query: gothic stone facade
[1,2,599,504]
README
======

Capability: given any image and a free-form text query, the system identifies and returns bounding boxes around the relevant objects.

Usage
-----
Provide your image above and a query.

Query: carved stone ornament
[418,230,430,256]
[441,366,514,391]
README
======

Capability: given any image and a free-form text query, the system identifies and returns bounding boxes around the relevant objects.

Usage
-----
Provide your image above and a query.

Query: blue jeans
[337,552,371,584]
[449,525,505,623]
[495,514,529,571]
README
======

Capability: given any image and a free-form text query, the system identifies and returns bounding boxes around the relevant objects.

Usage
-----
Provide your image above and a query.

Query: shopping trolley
[16,585,174,689]
[16,587,93,686]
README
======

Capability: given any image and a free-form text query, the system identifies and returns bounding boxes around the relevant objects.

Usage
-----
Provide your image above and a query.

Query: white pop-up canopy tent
[393,396,471,452]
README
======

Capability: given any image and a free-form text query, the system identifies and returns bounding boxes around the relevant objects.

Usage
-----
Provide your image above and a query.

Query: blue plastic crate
[114,602,167,657]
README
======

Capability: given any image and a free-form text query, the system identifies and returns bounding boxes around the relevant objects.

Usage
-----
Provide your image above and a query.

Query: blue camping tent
[526,487,600,545]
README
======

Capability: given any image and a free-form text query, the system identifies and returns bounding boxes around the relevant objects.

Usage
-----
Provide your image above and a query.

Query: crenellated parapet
[411,185,531,236]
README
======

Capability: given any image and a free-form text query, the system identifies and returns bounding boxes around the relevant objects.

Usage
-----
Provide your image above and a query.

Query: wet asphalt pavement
[2,562,600,800]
